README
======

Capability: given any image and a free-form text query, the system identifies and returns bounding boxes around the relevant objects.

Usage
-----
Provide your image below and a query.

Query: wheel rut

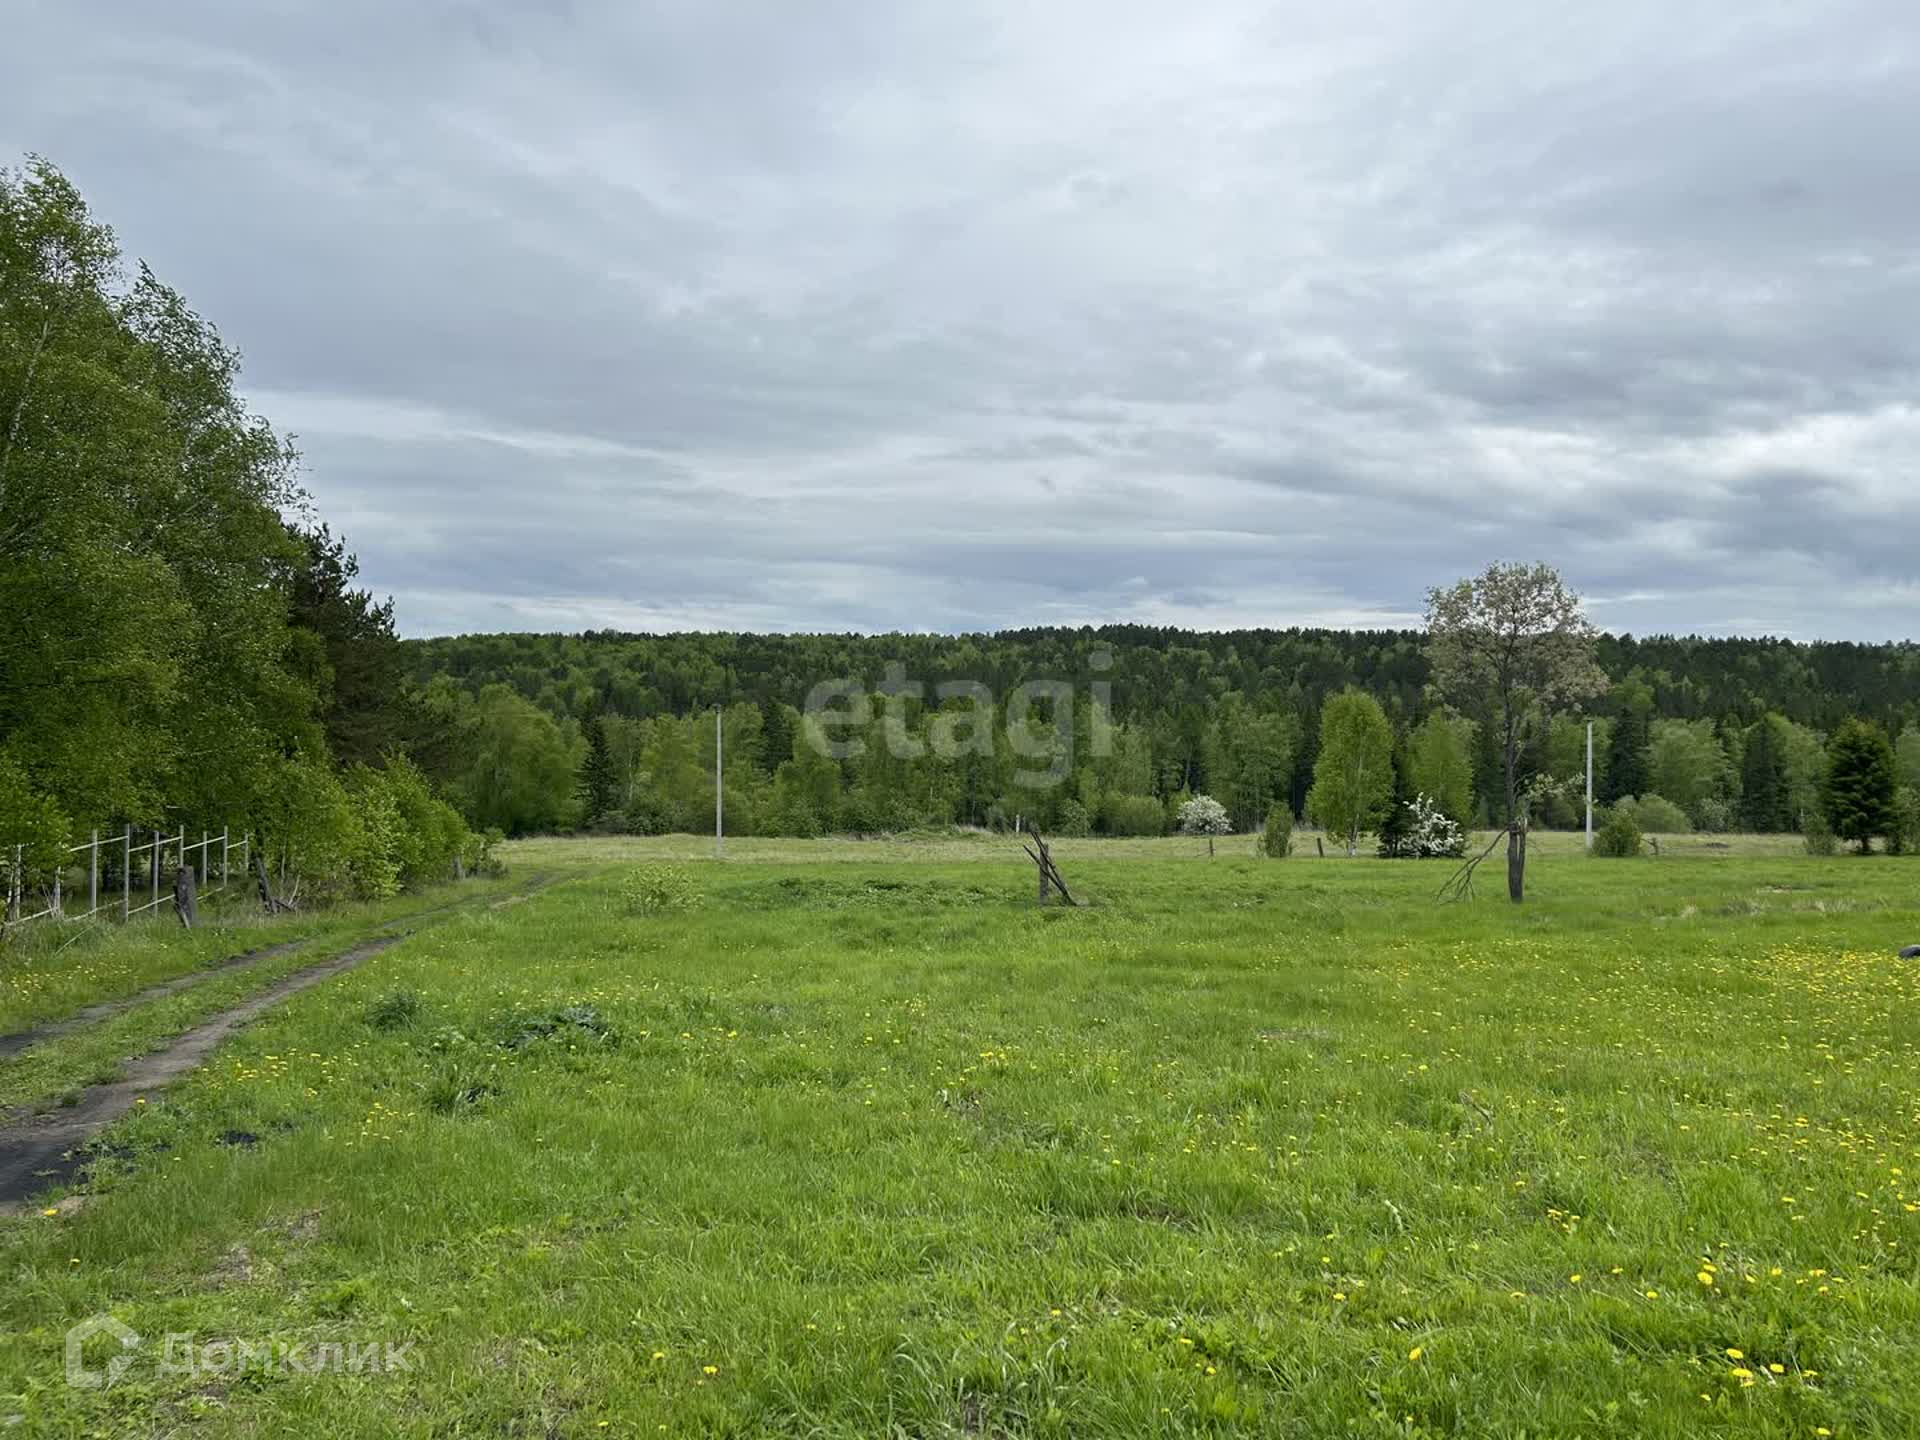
[0,870,564,1209]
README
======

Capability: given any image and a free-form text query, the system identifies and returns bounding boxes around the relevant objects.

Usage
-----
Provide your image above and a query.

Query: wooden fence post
[89,828,98,917]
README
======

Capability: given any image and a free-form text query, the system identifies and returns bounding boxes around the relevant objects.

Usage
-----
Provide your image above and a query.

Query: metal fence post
[6,845,17,923]
[199,829,208,887]
[123,824,131,921]
[149,828,159,913]
[221,829,229,892]
[89,828,98,917]
[50,858,60,918]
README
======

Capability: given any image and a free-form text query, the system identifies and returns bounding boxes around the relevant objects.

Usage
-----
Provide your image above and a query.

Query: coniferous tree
[1739,715,1791,832]
[1823,719,1896,853]
[578,714,618,822]
[1376,745,1417,858]
[1605,704,1651,804]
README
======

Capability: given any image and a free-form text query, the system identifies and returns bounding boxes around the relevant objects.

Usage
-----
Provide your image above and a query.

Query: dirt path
[0,873,552,1063]
[0,940,309,1061]
[0,870,568,1209]
[0,934,405,1206]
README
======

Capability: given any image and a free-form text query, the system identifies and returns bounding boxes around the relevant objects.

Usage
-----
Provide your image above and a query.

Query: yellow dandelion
[1726,1348,1744,1360]
[1408,1346,1423,1362]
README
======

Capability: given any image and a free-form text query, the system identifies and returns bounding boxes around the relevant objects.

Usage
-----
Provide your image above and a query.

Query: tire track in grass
[0,870,567,1208]
[0,872,552,1062]
[0,940,310,1061]
[0,934,408,1205]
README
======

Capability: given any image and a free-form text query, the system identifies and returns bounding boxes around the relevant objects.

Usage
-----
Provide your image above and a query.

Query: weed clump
[365,989,422,1030]
[498,1003,618,1050]
[621,865,702,916]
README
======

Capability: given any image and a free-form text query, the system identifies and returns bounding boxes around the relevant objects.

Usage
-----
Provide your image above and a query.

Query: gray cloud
[5,0,1918,640]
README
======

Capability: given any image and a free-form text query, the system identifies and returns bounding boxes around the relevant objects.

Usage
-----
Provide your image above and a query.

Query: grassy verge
[3,847,1918,1436]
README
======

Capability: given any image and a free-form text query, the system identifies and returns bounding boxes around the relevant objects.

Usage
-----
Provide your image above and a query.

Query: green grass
[4,841,1919,1436]
[0,874,525,1039]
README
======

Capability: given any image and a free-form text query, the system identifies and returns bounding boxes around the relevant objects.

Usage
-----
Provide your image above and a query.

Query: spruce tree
[1739,715,1790,832]
[1823,718,1896,853]
[1375,747,1417,858]
[1606,706,1650,803]
[578,715,619,822]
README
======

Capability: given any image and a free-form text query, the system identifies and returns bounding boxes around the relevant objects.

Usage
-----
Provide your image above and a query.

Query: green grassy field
[4,838,1919,1436]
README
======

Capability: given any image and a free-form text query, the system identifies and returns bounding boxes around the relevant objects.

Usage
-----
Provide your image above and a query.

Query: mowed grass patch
[4,848,1920,1436]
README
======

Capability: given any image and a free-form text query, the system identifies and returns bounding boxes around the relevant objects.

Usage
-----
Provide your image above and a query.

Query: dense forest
[404,628,1920,839]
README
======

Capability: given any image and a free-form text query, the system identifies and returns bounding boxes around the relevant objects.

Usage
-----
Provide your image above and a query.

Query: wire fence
[2,826,249,929]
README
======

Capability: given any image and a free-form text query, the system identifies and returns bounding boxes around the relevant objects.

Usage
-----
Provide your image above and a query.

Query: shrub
[621,864,702,915]
[464,826,507,877]
[1101,794,1165,837]
[1619,794,1692,834]
[1260,808,1293,858]
[1054,799,1092,837]
[1693,796,1736,834]
[1408,793,1467,858]
[1803,810,1838,856]
[1593,806,1643,857]
[1890,787,1920,856]
[340,766,404,900]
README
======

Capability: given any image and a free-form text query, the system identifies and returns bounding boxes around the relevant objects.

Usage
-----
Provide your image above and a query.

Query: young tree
[1647,718,1734,825]
[1176,793,1232,857]
[1425,563,1607,901]
[1375,747,1417,858]
[1406,711,1476,825]
[1307,689,1394,856]
[1823,718,1896,853]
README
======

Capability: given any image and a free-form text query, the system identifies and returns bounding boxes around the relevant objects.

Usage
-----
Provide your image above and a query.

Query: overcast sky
[6,2,1918,640]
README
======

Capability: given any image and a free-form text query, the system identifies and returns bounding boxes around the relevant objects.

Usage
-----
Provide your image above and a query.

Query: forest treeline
[9,157,1920,862]
[403,627,1920,839]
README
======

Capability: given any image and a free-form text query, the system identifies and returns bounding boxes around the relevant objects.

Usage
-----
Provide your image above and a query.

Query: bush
[1260,807,1293,858]
[1619,794,1692,834]
[1101,794,1165,836]
[1803,811,1838,856]
[464,826,507,877]
[1889,787,1920,856]
[1054,799,1092,838]
[1592,806,1643,857]
[621,864,702,915]
[1693,796,1736,834]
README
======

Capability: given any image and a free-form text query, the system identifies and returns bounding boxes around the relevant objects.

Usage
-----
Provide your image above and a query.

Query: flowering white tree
[1405,792,1467,858]
[1177,793,1233,857]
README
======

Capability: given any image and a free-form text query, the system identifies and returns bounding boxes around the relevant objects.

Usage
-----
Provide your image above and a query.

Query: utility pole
[1585,721,1595,851]
[715,706,724,859]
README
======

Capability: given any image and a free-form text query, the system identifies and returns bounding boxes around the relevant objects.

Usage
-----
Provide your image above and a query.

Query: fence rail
[2,826,249,929]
